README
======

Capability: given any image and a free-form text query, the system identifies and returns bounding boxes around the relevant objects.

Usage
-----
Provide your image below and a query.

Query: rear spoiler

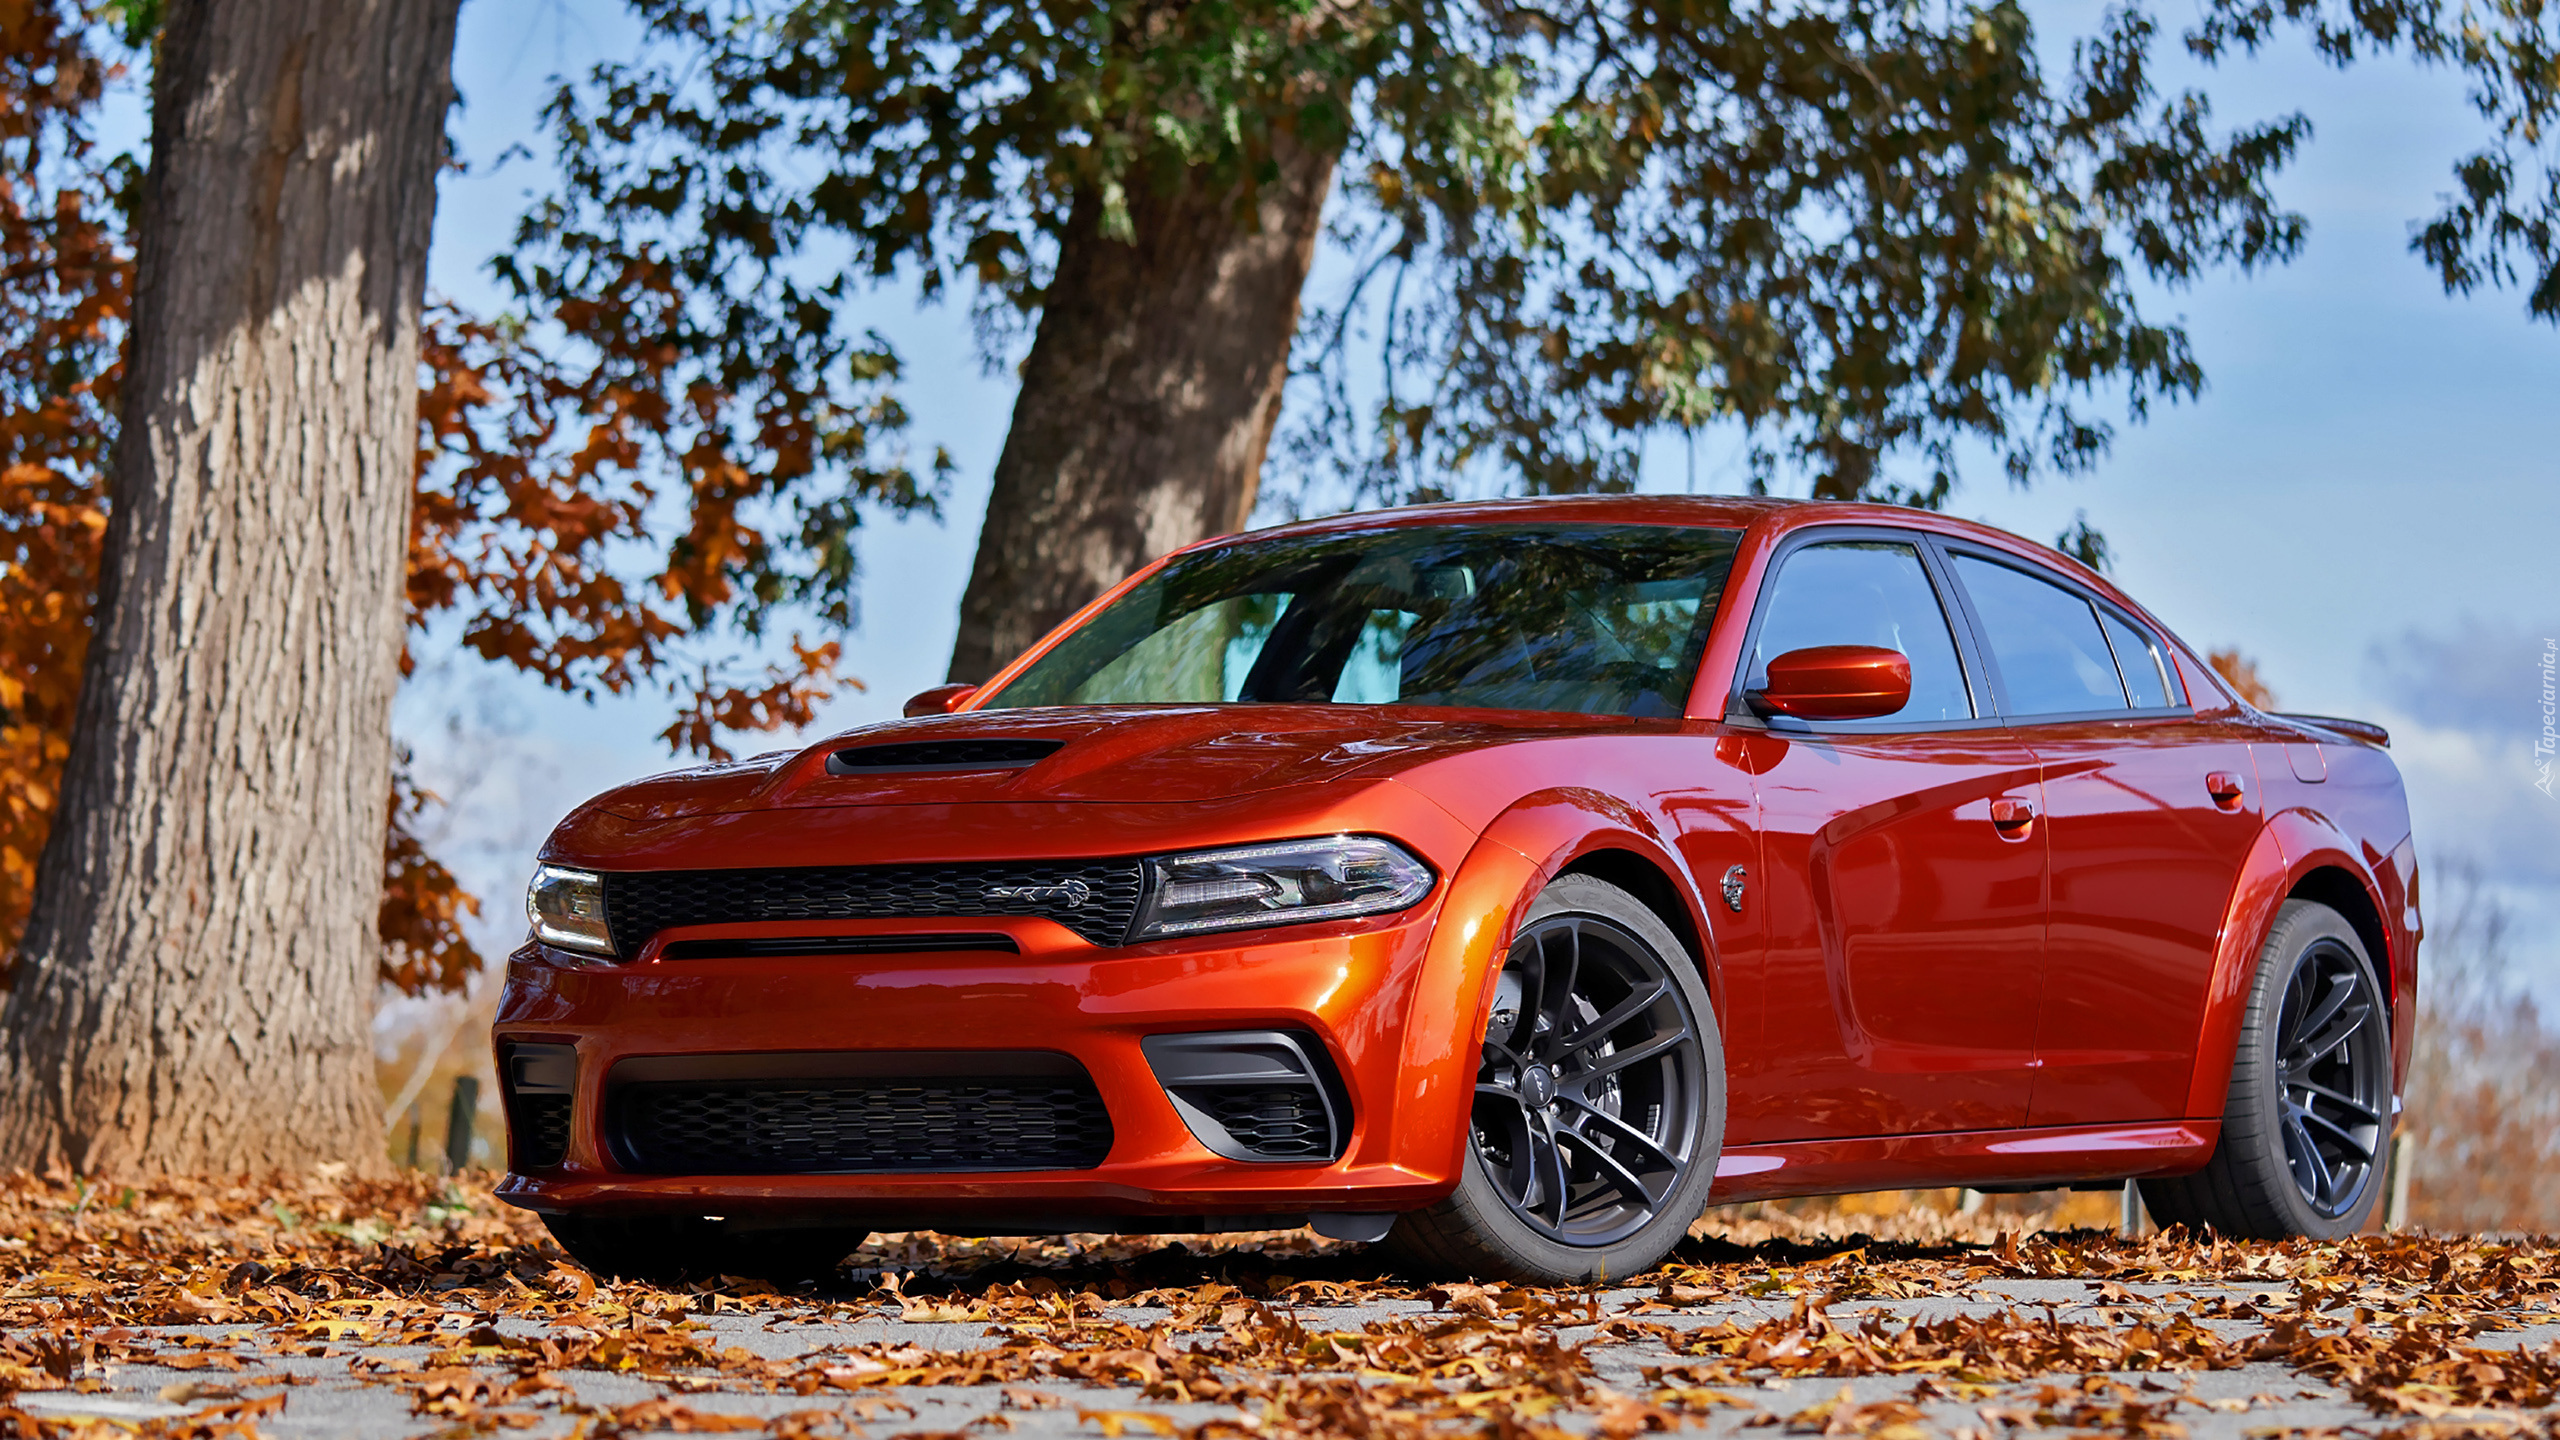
[2274,712,2390,748]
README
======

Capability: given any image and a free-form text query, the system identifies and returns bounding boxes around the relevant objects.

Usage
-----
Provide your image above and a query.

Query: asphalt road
[13,1251,2553,1438]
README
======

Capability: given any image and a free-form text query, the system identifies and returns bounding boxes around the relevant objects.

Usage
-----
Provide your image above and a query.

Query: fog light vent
[500,1043,578,1171]
[1143,1031,1347,1164]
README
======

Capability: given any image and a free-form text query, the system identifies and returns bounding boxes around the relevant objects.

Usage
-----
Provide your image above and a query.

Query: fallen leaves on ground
[0,1172,2555,1438]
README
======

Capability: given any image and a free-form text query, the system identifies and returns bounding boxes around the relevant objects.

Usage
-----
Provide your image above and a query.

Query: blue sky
[401,0,2560,1002]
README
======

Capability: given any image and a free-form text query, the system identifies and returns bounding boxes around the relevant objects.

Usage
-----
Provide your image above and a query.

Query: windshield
[977,523,1743,718]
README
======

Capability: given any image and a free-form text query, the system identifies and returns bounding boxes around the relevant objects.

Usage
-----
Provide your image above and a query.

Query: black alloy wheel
[1472,911,1707,1245]
[2142,900,2393,1240]
[2272,929,2392,1218]
[1386,874,1725,1281]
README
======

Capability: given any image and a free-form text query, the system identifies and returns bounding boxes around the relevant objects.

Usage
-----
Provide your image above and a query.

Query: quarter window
[1950,555,2127,715]
[1746,541,1973,722]
[2099,610,2177,709]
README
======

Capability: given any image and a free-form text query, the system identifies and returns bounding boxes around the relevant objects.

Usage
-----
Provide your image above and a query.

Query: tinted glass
[1952,555,2128,715]
[979,524,1743,717]
[1746,541,1973,722]
[2100,610,2175,709]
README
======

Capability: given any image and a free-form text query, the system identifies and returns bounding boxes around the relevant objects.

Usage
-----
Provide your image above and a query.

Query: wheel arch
[1556,847,1713,986]
[2183,808,2402,1118]
[2286,865,2394,1012]
[1388,791,1725,1186]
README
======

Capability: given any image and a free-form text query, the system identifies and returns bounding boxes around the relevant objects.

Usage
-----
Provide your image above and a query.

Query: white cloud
[2360,621,2560,1003]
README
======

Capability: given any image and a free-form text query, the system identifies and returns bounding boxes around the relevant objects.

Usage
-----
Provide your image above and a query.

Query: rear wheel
[543,1214,869,1287]
[1385,874,1725,1282]
[2142,900,2392,1239]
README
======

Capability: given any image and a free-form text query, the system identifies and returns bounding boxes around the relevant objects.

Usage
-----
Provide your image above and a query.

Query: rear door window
[1949,555,2128,716]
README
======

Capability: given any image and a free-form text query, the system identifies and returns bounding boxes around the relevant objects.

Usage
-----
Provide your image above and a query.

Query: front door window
[1746,541,1974,723]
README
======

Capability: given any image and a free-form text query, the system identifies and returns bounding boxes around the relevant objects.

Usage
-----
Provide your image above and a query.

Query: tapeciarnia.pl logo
[2537,637,2555,798]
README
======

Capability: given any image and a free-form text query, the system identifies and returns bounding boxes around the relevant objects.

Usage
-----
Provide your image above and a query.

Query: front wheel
[1385,874,1726,1282]
[2142,899,2393,1239]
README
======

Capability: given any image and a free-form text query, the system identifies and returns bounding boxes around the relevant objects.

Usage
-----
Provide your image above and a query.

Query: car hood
[592,705,1648,820]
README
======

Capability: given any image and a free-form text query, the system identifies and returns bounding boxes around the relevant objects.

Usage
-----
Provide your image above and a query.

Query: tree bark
[0,0,460,1173]
[946,140,1336,683]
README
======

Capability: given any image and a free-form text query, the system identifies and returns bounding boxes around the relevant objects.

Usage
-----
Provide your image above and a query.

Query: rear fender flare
[2184,809,2396,1118]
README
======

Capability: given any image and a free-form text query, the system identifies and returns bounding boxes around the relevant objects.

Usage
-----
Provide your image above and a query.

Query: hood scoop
[825,737,1067,776]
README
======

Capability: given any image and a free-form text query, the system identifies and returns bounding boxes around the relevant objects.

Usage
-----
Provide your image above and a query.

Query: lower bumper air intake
[603,1050,1114,1175]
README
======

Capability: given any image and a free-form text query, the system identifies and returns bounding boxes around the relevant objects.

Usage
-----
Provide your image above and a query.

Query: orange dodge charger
[495,497,2419,1283]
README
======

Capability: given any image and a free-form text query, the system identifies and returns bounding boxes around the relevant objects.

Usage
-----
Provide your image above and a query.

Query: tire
[1384,874,1726,1283]
[544,1213,869,1287]
[2142,900,2393,1240]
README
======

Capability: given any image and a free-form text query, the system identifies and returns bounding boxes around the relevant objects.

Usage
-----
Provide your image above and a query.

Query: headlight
[1133,835,1434,940]
[526,864,615,956]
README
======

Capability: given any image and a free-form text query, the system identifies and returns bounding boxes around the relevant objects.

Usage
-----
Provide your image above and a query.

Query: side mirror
[1748,645,1912,721]
[902,682,977,718]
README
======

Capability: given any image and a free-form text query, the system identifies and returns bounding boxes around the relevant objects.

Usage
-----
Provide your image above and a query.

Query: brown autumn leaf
[1077,1410,1178,1437]
[1780,1383,1931,1437]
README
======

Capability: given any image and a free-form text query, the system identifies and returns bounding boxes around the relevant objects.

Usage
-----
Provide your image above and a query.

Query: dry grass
[2400,860,2560,1235]
[374,978,503,1171]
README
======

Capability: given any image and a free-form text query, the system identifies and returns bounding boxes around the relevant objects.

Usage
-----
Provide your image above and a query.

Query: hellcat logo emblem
[1720,865,1748,913]
[986,879,1092,909]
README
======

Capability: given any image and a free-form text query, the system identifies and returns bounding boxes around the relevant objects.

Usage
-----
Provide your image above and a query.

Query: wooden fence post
[445,1076,480,1174]
[2384,1133,2415,1231]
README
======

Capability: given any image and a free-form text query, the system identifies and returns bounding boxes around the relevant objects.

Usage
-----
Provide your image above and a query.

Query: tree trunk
[945,140,1336,683]
[0,0,460,1173]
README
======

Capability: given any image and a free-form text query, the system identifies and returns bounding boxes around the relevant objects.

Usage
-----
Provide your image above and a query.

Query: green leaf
[97,0,162,49]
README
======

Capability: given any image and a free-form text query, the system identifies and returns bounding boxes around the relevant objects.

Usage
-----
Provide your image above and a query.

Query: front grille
[658,932,1019,961]
[607,1056,1114,1175]
[1203,1089,1333,1160]
[599,860,1145,953]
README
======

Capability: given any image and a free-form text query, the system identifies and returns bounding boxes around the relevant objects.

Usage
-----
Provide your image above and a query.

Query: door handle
[1990,797,2035,832]
[2206,771,2246,810]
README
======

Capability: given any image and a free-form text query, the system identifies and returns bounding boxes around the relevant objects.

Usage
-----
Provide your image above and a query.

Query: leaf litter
[0,1172,2554,1438]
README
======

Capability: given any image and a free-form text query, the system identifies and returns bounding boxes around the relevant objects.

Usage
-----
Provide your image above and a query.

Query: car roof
[1221,494,2089,577]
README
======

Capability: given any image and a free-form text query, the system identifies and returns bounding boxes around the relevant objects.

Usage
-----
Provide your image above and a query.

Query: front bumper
[490,902,1478,1231]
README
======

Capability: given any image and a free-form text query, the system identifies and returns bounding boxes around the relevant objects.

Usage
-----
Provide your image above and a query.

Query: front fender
[1385,786,1725,1184]
[2183,808,2399,1119]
